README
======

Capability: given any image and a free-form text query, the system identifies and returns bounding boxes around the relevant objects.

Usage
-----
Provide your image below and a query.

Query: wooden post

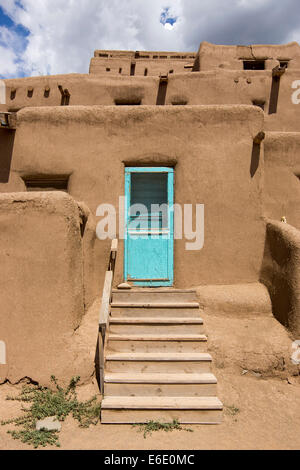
[98,239,118,393]
[98,330,104,395]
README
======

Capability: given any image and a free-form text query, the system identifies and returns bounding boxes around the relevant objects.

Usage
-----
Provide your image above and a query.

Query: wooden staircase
[101,289,223,424]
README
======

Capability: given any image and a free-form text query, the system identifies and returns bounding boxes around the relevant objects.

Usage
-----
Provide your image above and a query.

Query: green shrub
[133,419,193,438]
[1,376,101,448]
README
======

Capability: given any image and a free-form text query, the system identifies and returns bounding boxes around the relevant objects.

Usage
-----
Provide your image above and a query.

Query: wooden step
[111,302,200,309]
[107,339,208,353]
[107,334,208,353]
[110,317,204,324]
[109,317,205,335]
[108,333,208,341]
[105,352,212,373]
[112,289,198,303]
[104,372,217,396]
[110,306,203,318]
[101,396,223,424]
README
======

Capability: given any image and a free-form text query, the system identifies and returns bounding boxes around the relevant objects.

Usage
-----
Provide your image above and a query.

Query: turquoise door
[124,167,174,287]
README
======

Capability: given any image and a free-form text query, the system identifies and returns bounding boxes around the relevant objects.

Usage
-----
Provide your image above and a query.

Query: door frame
[124,166,174,287]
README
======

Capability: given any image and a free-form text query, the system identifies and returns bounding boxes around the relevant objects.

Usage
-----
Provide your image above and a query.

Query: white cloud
[0,0,299,78]
[0,44,18,76]
[164,23,174,30]
[0,0,185,76]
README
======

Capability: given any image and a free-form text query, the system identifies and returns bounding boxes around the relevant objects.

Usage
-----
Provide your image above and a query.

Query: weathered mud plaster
[3,41,300,133]
[5,104,265,288]
[261,220,300,339]
[0,192,98,386]
[195,283,273,315]
[264,133,300,229]
[194,283,298,377]
[0,42,300,384]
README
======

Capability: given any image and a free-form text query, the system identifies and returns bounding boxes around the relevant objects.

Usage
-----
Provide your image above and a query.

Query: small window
[243,60,265,70]
[22,175,69,192]
[119,68,122,74]
[169,69,174,74]
[130,62,136,76]
[171,100,188,106]
[144,68,148,76]
[114,99,141,106]
[279,61,289,68]
[106,67,110,72]
[10,89,16,100]
[99,53,108,57]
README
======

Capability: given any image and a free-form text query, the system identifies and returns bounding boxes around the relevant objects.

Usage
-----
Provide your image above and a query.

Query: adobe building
[0,41,300,422]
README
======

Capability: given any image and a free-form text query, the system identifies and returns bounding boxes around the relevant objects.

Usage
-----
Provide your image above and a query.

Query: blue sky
[160,7,177,27]
[0,6,13,27]
[0,5,28,40]
[0,5,29,78]
[0,0,299,79]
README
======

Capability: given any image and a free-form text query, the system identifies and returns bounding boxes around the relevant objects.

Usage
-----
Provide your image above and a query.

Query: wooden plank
[111,302,200,308]
[98,331,104,394]
[98,238,118,391]
[111,238,118,252]
[104,382,217,397]
[109,317,204,324]
[104,372,217,384]
[102,396,223,409]
[99,270,113,326]
[106,352,212,361]
[108,334,208,342]
[101,408,223,424]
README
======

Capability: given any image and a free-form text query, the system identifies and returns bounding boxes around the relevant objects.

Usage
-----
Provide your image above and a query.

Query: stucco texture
[1,104,266,288]
[0,192,99,386]
[261,220,300,338]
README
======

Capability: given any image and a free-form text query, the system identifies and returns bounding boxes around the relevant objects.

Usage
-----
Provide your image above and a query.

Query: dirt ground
[0,367,299,451]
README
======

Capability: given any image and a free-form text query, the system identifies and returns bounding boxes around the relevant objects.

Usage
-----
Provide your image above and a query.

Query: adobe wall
[3,74,159,110]
[4,67,300,132]
[0,192,99,386]
[263,132,300,229]
[90,50,196,76]
[261,220,300,338]
[0,105,265,287]
[196,41,300,71]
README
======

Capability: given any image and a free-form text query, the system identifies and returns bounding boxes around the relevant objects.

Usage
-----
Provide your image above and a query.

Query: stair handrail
[98,238,118,393]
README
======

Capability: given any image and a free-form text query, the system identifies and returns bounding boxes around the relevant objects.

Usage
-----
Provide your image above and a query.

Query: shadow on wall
[260,219,300,338]
[250,132,265,178]
[0,128,15,183]
[250,142,260,177]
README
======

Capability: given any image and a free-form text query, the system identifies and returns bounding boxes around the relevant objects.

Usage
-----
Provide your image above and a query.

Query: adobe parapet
[90,49,197,76]
[195,41,300,71]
